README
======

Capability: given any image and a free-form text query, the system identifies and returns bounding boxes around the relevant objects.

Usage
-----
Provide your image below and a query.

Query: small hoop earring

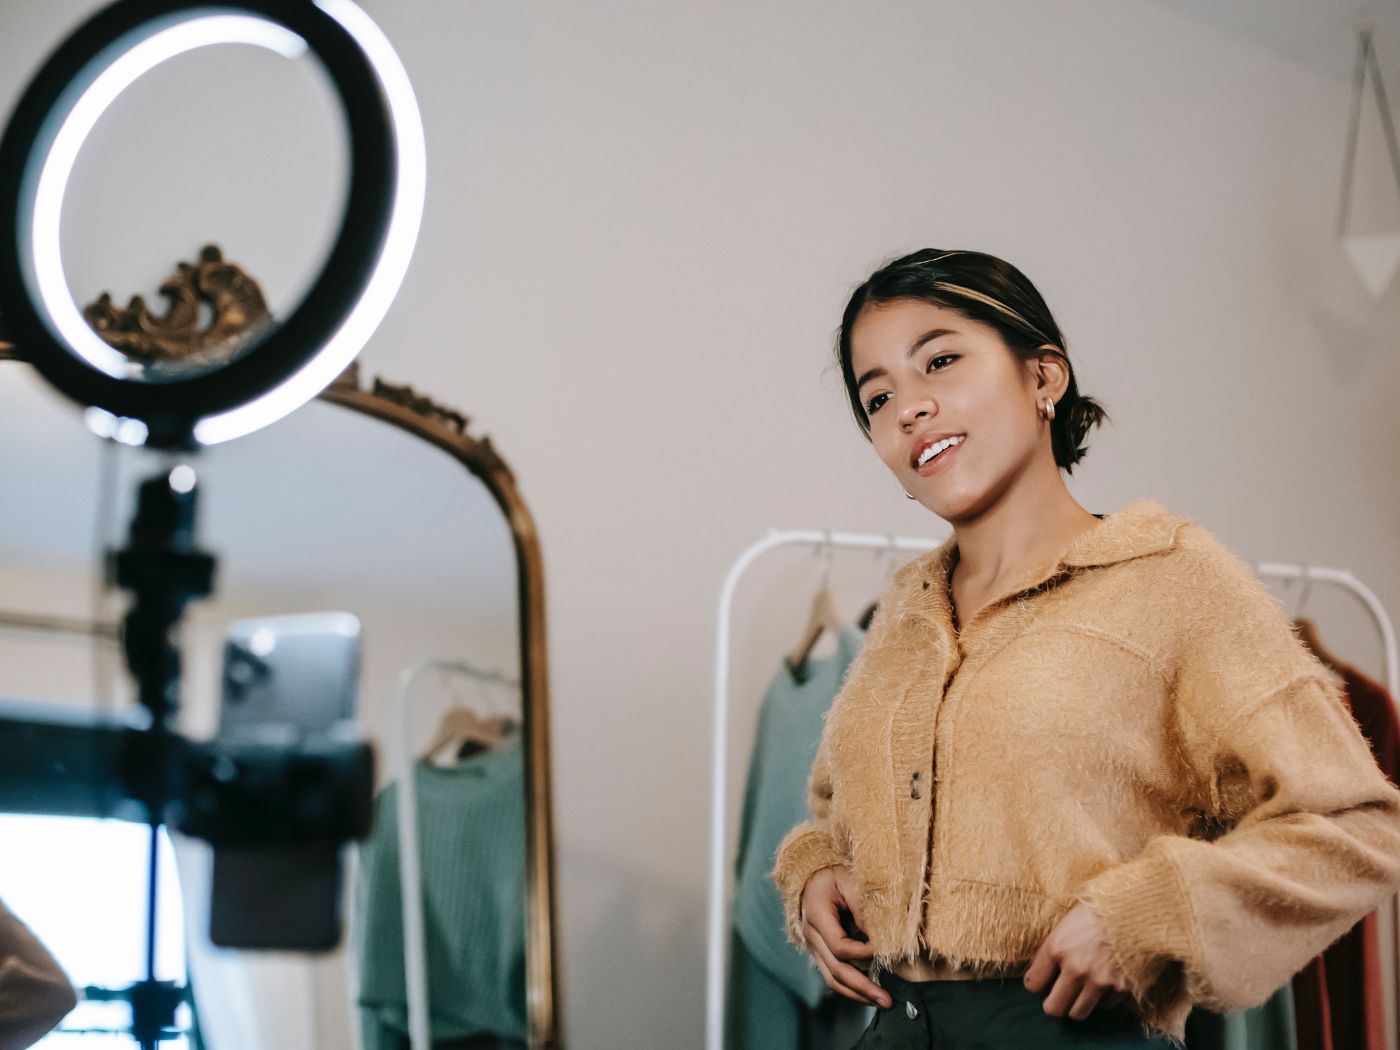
[904,490,916,500]
[1043,397,1056,421]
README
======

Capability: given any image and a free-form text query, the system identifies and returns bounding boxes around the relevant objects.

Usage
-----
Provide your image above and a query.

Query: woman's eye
[864,391,890,415]
[864,355,957,417]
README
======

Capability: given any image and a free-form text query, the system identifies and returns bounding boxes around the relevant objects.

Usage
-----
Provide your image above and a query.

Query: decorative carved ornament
[82,244,272,366]
[326,360,511,481]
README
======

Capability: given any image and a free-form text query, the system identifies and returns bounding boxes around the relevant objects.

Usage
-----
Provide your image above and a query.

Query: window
[0,815,195,1047]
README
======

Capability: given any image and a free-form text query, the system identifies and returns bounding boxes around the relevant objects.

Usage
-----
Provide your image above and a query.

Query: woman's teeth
[917,434,965,467]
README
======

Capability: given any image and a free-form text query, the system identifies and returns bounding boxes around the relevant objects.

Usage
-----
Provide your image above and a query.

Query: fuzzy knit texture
[770,497,1400,1045]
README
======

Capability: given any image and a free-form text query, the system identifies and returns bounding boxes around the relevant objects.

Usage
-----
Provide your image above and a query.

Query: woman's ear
[1032,345,1070,400]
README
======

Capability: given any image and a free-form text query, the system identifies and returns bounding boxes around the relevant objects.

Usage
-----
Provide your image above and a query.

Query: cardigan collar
[899,497,1188,630]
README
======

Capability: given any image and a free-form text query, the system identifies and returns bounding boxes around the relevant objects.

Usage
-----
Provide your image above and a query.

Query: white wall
[3,2,1400,1047]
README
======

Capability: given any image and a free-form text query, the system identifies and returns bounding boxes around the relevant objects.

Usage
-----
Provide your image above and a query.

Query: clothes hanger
[785,536,843,682]
[423,707,514,766]
[421,666,515,765]
[464,670,520,757]
[1290,565,1348,677]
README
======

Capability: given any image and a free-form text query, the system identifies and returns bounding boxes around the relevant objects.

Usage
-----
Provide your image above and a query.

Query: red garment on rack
[1291,663,1397,1050]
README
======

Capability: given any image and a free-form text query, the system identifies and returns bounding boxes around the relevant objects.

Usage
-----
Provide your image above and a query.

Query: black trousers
[852,970,1176,1049]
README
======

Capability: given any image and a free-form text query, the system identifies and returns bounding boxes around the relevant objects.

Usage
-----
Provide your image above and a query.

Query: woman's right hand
[800,866,892,1008]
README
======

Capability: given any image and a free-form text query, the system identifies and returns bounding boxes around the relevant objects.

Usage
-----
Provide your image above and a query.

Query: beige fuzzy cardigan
[771,497,1400,1043]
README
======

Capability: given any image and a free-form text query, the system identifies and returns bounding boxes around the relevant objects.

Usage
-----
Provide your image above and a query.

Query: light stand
[0,1,426,1044]
[113,466,213,1049]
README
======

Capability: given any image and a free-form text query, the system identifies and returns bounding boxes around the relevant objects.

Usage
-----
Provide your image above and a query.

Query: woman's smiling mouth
[910,433,966,474]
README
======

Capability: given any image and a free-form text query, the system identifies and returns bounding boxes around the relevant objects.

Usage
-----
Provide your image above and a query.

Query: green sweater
[733,625,863,1008]
[355,737,526,1047]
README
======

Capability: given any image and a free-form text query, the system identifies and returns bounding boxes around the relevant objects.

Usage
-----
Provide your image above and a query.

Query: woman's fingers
[797,867,889,1008]
[1038,968,1074,1017]
[807,901,876,961]
[1066,980,1106,1021]
[807,951,847,1003]
[1022,943,1057,994]
[802,920,891,1007]
[802,924,867,1003]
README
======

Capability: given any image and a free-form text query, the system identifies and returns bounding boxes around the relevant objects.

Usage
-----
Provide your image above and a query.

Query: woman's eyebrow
[855,328,959,390]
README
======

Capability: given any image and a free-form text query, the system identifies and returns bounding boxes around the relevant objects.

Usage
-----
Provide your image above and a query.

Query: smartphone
[209,612,361,951]
[217,611,361,743]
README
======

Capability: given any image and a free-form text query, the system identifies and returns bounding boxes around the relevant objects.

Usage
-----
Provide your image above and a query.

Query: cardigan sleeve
[0,895,77,1048]
[1076,529,1400,1015]
[771,707,848,948]
[771,586,905,950]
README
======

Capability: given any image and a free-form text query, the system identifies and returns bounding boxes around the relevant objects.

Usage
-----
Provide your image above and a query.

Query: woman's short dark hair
[836,248,1108,475]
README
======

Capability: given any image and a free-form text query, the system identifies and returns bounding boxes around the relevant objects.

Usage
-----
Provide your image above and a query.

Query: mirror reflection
[0,367,530,1049]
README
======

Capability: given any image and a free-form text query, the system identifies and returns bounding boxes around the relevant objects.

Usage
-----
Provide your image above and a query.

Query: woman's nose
[898,399,933,431]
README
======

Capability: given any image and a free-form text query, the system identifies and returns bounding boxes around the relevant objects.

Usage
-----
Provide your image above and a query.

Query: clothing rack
[391,657,521,1050]
[706,528,1400,1050]
[0,609,119,641]
[1247,560,1398,698]
[706,528,939,1050]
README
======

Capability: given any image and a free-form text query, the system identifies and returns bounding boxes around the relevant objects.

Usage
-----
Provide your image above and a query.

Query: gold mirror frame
[0,254,562,1049]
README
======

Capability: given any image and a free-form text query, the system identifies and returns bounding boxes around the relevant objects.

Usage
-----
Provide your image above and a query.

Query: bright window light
[0,814,191,1047]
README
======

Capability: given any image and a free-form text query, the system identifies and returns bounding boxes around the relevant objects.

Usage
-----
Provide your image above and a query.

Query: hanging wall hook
[1337,26,1400,296]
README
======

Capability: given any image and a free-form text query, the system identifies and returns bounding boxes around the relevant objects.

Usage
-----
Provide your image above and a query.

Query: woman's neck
[947,486,1102,596]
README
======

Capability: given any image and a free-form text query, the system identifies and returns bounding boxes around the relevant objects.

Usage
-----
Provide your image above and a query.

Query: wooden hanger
[422,707,512,766]
[785,586,843,682]
[857,537,902,632]
[786,540,844,682]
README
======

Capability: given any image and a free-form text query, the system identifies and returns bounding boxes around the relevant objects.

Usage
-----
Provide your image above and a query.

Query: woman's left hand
[1023,901,1130,1020]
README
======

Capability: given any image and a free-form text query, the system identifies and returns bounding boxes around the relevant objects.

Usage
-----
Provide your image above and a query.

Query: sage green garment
[355,737,527,1048]
[1184,983,1297,1050]
[728,627,871,1048]
[726,929,871,1050]
[732,625,864,1010]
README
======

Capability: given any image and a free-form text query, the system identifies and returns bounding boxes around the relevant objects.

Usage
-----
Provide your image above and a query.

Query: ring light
[0,0,426,448]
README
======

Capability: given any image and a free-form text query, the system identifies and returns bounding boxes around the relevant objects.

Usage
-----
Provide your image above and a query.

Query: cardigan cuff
[1076,843,1199,1004]
[771,825,846,948]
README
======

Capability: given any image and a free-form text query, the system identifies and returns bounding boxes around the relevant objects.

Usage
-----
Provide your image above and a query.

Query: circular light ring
[0,0,426,447]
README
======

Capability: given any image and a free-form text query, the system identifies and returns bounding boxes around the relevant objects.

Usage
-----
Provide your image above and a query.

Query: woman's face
[848,298,1064,519]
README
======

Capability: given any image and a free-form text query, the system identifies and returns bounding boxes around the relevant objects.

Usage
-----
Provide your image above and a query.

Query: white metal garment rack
[391,657,521,1050]
[705,529,1400,1050]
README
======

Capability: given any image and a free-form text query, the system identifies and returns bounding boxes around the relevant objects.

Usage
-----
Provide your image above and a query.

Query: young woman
[771,249,1400,1049]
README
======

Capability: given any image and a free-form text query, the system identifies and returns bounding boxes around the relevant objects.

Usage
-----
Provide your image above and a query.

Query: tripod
[113,463,214,1050]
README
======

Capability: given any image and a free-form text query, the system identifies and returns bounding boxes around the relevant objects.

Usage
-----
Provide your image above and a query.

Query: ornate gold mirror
[0,247,560,1050]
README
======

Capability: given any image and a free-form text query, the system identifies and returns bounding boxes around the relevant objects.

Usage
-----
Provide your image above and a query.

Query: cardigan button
[910,772,921,800]
[905,1000,919,1019]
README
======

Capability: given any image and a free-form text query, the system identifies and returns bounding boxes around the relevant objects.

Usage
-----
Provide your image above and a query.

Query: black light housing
[0,0,425,449]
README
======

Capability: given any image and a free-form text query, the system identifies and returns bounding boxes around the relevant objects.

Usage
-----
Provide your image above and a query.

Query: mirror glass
[0,364,529,1050]
[54,40,348,383]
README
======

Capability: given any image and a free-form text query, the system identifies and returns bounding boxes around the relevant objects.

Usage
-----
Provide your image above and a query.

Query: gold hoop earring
[904,490,917,500]
[1043,397,1056,421]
